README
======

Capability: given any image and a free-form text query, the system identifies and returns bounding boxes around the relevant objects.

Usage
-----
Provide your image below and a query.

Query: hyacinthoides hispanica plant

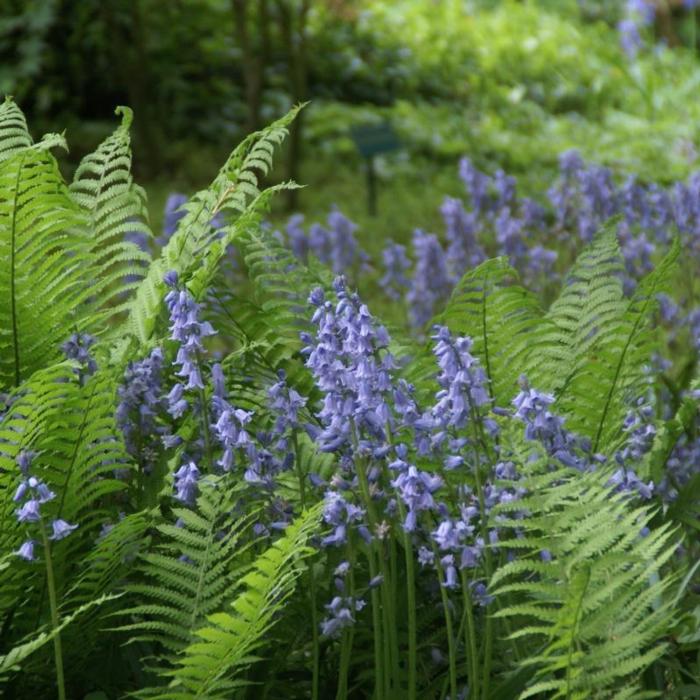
[0,97,698,699]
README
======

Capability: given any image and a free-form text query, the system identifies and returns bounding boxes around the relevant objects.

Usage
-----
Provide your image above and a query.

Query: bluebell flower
[167,382,188,419]
[49,519,79,541]
[285,213,309,261]
[458,158,491,216]
[164,273,216,390]
[116,348,166,463]
[494,169,517,212]
[16,540,36,561]
[417,546,434,567]
[16,450,37,476]
[609,402,656,499]
[174,461,200,505]
[213,401,255,473]
[320,595,365,638]
[321,490,366,547]
[16,499,42,523]
[440,555,459,589]
[618,18,643,58]
[391,464,442,532]
[61,332,97,381]
[512,378,589,471]
[268,370,307,436]
[431,326,491,430]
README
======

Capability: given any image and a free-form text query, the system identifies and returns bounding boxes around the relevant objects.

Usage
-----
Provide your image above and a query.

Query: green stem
[197,369,213,472]
[434,551,458,700]
[336,542,357,700]
[396,504,417,700]
[352,425,386,699]
[40,523,66,700]
[292,433,318,700]
[383,419,416,700]
[460,572,479,700]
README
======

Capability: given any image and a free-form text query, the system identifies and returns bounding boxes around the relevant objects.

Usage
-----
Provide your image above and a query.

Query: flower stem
[40,524,66,700]
[293,433,319,700]
[460,571,479,699]
[336,542,357,700]
[434,553,458,700]
[395,500,417,700]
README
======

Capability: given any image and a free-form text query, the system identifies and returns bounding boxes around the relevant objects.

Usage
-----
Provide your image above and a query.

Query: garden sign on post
[350,122,401,216]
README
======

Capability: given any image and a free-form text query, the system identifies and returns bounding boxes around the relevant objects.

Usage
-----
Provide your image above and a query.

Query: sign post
[349,122,401,216]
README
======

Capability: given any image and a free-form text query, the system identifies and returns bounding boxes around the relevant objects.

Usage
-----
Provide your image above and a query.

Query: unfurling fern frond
[0,97,32,162]
[69,105,153,323]
[491,465,678,699]
[159,503,321,700]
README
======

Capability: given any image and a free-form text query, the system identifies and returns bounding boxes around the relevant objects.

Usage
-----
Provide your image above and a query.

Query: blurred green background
[3,0,700,251]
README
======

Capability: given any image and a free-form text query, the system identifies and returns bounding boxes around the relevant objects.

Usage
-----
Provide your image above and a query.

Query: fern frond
[160,503,321,699]
[119,477,252,661]
[558,237,680,451]
[121,105,303,350]
[0,593,119,685]
[69,105,153,322]
[0,97,32,162]
[0,144,90,389]
[433,256,543,405]
[525,221,625,395]
[491,464,678,699]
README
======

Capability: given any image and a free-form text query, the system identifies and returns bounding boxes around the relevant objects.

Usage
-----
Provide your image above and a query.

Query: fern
[0,594,119,685]
[158,504,321,699]
[69,105,153,323]
[0,97,32,163]
[432,256,543,405]
[119,477,252,662]
[0,131,90,389]
[525,222,626,396]
[121,105,303,350]
[557,236,680,451]
[491,463,679,699]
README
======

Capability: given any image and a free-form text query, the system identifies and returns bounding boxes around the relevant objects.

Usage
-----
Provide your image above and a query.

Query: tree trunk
[232,0,265,134]
[276,0,310,210]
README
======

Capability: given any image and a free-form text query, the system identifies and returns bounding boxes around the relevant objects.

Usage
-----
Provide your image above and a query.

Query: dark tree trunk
[275,0,309,210]
[232,0,266,134]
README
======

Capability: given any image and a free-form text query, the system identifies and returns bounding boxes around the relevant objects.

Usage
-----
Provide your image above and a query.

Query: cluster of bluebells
[320,561,366,638]
[164,271,216,394]
[379,240,411,301]
[303,282,521,626]
[618,0,655,60]
[61,332,97,384]
[512,379,595,472]
[406,230,452,329]
[13,451,77,561]
[512,377,664,503]
[609,400,656,500]
[275,151,700,342]
[280,208,368,275]
[116,347,165,468]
